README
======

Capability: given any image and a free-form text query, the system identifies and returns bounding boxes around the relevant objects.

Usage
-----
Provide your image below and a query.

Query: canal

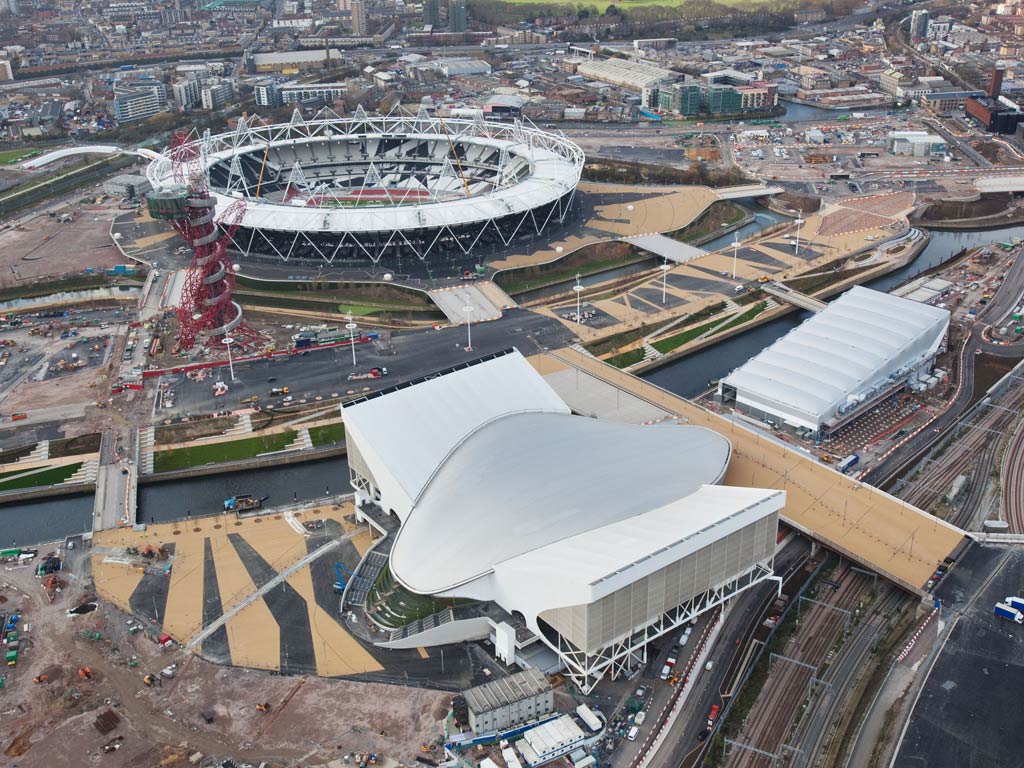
[9,224,1024,546]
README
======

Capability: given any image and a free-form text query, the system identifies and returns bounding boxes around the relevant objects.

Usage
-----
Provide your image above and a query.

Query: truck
[994,602,1023,624]
[269,387,289,396]
[347,367,388,381]
[1004,596,1024,614]
[837,454,860,474]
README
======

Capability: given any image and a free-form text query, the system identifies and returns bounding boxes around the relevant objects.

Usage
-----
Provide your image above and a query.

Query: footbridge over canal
[761,281,828,312]
[534,348,967,596]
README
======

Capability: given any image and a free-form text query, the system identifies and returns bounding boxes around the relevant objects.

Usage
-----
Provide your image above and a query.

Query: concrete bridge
[715,184,786,200]
[762,281,828,312]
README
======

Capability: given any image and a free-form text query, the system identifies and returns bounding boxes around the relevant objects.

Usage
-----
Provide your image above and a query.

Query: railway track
[787,586,909,768]
[1001,417,1024,531]
[896,380,1024,525]
[724,567,869,768]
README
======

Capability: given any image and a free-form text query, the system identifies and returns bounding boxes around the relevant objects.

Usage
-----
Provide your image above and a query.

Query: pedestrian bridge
[715,184,785,200]
[20,145,161,170]
[623,234,707,264]
[762,281,827,312]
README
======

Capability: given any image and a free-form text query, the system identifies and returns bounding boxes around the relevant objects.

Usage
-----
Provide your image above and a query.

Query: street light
[572,273,584,322]
[732,231,741,280]
[222,336,235,382]
[462,305,474,351]
[793,211,805,260]
[659,258,671,305]
[345,313,358,367]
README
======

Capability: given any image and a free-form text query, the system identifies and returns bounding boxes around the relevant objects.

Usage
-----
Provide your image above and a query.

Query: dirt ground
[1,366,110,413]
[1,554,450,768]
[0,210,124,288]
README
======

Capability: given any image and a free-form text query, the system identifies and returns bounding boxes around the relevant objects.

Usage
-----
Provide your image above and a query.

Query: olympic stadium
[144,112,585,277]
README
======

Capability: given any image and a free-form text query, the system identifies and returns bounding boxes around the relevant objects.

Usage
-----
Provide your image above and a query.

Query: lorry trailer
[1004,596,1024,614]
[994,602,1023,624]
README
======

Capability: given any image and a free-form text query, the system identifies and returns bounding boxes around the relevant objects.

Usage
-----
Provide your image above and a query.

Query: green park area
[0,462,83,492]
[308,422,346,447]
[153,431,297,473]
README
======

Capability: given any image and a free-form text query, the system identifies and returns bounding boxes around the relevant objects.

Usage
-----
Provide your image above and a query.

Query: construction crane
[147,129,265,351]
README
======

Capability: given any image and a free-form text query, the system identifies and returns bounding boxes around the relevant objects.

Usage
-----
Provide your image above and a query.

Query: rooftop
[462,668,550,715]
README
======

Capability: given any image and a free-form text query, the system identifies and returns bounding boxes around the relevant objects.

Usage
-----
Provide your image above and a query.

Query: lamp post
[732,231,740,280]
[345,313,358,367]
[573,273,584,322]
[659,258,671,305]
[222,336,235,382]
[463,305,474,351]
[793,210,805,260]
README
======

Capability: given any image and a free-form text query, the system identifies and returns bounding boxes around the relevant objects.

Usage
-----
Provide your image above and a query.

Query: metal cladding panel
[541,513,777,654]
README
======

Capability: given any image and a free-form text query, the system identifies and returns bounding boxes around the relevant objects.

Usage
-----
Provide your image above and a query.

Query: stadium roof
[495,485,782,599]
[721,286,949,429]
[390,411,731,594]
[145,116,584,235]
[342,351,569,516]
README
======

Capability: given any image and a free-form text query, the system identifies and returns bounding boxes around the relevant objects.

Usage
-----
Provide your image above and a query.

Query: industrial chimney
[990,63,1006,99]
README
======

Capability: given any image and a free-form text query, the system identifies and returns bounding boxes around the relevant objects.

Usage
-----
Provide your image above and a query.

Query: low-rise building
[888,130,946,157]
[463,668,553,735]
[516,715,587,767]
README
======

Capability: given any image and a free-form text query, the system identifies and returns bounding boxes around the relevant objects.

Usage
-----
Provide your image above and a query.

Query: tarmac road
[645,537,811,768]
[161,310,575,417]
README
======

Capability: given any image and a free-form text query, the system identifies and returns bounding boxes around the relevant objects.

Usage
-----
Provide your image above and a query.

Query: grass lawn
[308,422,345,447]
[709,301,769,336]
[652,315,732,354]
[496,253,652,296]
[608,348,645,368]
[0,462,82,491]
[668,201,746,244]
[0,148,39,164]
[153,430,297,473]
[0,464,49,483]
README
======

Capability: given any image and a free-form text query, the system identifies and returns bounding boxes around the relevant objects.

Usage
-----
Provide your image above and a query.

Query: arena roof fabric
[390,411,731,594]
[342,351,569,515]
[721,286,949,430]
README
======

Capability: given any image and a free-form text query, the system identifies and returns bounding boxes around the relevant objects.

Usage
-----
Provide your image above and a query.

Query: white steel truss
[543,560,775,695]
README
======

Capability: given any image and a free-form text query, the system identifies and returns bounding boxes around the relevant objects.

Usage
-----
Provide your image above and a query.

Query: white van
[627,726,640,742]
[634,711,647,726]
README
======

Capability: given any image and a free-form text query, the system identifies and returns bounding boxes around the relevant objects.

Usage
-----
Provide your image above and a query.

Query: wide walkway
[546,191,918,343]
[532,348,965,594]
[92,501,383,676]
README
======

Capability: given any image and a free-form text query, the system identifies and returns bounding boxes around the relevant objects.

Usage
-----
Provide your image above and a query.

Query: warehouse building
[463,668,553,735]
[343,349,783,693]
[573,57,673,91]
[718,286,950,436]
[887,131,947,157]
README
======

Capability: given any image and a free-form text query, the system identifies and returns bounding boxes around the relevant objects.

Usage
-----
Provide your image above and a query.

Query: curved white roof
[342,351,570,518]
[390,412,731,594]
[722,286,949,428]
[145,115,584,234]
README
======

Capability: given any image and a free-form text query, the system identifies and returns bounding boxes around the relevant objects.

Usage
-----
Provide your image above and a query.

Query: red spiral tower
[148,130,263,351]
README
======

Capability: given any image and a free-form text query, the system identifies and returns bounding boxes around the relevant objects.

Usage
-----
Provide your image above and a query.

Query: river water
[9,223,1024,546]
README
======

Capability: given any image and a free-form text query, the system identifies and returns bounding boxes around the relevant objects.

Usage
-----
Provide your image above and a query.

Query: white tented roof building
[719,286,950,432]
[344,349,783,694]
